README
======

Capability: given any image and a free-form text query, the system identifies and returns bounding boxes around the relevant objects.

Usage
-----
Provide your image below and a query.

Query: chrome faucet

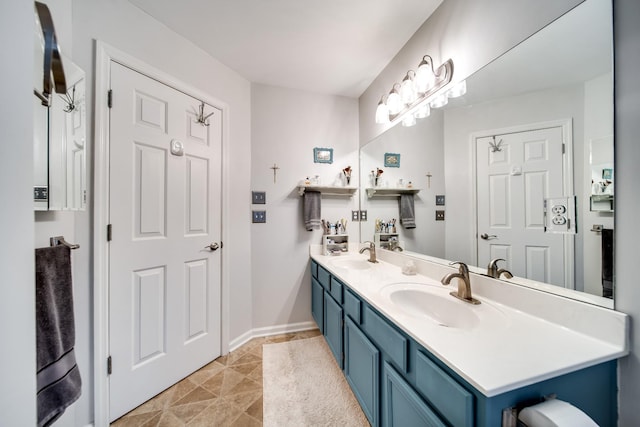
[441,262,481,305]
[359,241,378,263]
[487,258,513,279]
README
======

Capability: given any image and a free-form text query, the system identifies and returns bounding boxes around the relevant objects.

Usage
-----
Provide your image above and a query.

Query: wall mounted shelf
[366,187,420,198]
[297,185,358,197]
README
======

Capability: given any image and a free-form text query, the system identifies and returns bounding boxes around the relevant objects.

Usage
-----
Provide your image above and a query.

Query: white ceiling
[127,0,443,98]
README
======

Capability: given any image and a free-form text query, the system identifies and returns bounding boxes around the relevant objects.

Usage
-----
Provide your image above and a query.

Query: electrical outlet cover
[252,210,266,223]
[435,195,445,206]
[252,191,266,204]
[544,197,576,234]
[351,210,360,221]
[360,210,368,221]
[435,210,445,221]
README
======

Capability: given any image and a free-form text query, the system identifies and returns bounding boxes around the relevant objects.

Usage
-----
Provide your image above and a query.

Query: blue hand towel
[304,190,322,231]
[399,193,416,229]
[35,245,82,427]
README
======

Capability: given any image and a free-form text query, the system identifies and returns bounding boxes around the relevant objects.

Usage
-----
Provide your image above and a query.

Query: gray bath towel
[304,190,322,231]
[35,245,82,427]
[399,193,416,229]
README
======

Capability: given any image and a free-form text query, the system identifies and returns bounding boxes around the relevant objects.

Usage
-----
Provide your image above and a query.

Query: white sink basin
[379,282,507,331]
[329,258,373,270]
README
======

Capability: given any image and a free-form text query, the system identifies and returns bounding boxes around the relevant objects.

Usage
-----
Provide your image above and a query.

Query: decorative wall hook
[195,102,215,126]
[489,136,504,152]
[59,85,76,113]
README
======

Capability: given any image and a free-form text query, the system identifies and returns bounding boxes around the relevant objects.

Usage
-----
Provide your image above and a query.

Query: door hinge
[107,356,112,375]
[562,143,565,154]
[107,224,112,242]
[107,89,113,108]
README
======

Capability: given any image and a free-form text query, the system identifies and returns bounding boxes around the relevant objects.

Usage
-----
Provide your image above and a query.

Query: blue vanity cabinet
[345,317,380,426]
[310,259,617,427]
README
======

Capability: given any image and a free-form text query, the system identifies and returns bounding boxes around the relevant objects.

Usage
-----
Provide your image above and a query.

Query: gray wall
[0,0,36,424]
[613,0,640,423]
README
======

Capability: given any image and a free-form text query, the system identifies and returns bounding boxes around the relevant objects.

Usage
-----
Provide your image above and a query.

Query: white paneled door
[476,126,568,286]
[108,63,222,420]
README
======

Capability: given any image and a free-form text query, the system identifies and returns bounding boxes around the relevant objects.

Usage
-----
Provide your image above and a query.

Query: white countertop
[310,247,629,397]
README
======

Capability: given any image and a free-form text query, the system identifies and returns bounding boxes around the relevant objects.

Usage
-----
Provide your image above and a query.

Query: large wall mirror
[360,0,614,308]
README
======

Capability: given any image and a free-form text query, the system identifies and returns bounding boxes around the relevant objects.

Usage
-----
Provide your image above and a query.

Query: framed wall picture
[314,147,333,164]
[384,152,400,168]
[602,168,613,180]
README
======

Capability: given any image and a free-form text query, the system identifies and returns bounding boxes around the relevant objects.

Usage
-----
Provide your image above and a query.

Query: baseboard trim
[229,321,318,352]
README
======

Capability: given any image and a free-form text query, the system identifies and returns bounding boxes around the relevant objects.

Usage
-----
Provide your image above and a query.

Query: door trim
[469,119,574,289]
[93,40,231,426]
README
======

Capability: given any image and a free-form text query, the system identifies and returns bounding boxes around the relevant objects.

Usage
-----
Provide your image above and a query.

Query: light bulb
[429,93,448,108]
[414,56,435,94]
[400,72,417,105]
[375,99,390,124]
[414,103,431,119]
[386,85,402,115]
[402,114,416,127]
[446,80,467,98]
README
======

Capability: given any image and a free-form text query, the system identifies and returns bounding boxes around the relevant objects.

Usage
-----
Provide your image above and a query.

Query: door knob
[204,242,220,251]
[480,233,497,240]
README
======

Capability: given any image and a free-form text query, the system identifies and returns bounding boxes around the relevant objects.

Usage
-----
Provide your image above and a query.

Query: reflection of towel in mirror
[304,191,322,231]
[399,194,416,229]
[36,245,82,427]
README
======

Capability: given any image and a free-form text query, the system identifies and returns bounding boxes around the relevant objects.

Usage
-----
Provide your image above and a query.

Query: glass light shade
[375,101,390,124]
[429,93,448,108]
[414,103,431,119]
[402,114,416,127]
[414,62,435,94]
[400,74,417,105]
[446,80,467,98]
[386,89,402,115]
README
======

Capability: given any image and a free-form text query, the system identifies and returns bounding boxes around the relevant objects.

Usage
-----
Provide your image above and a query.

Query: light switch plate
[435,195,445,206]
[359,210,368,221]
[351,210,360,221]
[252,191,266,204]
[252,210,266,223]
[435,210,445,221]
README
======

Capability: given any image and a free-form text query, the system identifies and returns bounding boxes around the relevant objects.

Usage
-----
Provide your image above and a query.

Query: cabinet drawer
[330,276,344,304]
[344,288,362,324]
[310,260,318,279]
[317,265,331,290]
[364,307,408,372]
[415,351,474,427]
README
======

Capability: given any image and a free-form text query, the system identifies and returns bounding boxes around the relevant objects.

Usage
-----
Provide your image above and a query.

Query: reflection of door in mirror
[475,126,570,287]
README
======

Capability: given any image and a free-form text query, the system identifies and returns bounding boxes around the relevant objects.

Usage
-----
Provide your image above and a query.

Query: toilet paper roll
[518,399,598,427]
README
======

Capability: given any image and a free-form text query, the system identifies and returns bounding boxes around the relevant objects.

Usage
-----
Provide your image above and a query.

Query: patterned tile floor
[111,329,322,426]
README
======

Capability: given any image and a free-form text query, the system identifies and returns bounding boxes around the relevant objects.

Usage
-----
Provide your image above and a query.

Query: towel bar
[50,236,80,249]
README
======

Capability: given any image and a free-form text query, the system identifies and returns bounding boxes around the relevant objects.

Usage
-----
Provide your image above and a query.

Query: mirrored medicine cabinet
[33,5,87,211]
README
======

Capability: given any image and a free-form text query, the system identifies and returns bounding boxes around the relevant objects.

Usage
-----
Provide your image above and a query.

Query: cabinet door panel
[311,277,324,333]
[416,351,474,427]
[383,361,446,427]
[345,317,379,426]
[324,292,343,369]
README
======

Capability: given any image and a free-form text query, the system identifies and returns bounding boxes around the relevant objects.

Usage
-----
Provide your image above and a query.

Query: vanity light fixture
[375,54,462,126]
